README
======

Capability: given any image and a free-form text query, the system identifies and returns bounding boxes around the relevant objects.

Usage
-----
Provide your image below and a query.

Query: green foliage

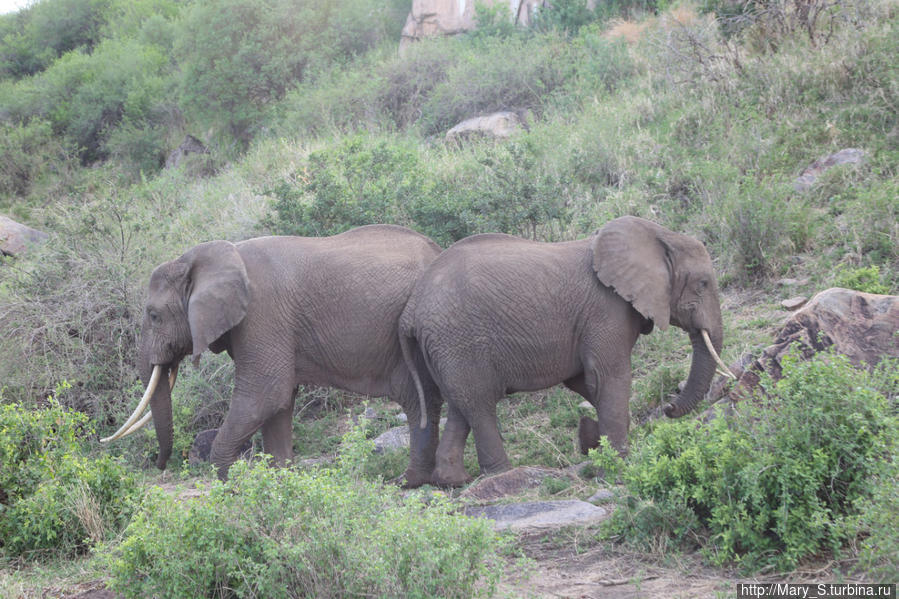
[418,34,573,136]
[106,451,503,598]
[262,135,425,237]
[0,0,112,80]
[834,265,891,295]
[176,0,407,146]
[594,352,898,572]
[0,398,141,560]
[0,118,66,200]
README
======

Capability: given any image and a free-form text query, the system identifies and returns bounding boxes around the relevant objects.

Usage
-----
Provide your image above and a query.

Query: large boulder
[464,500,608,532]
[445,111,526,144]
[165,134,209,170]
[731,288,898,399]
[460,466,576,502]
[793,148,865,192]
[400,0,596,47]
[0,214,48,257]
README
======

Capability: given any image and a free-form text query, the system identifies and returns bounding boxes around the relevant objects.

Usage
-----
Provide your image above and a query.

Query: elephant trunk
[664,328,720,418]
[139,346,175,470]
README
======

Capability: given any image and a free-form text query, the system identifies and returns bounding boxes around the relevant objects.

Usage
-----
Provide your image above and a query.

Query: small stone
[578,400,592,410]
[588,488,616,504]
[362,406,378,420]
[777,278,800,287]
[781,296,808,311]
[396,412,408,423]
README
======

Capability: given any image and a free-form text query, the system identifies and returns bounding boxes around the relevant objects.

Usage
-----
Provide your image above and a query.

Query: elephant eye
[148,309,160,324]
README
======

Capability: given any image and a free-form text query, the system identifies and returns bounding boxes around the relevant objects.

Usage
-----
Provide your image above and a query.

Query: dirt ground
[500,531,736,599]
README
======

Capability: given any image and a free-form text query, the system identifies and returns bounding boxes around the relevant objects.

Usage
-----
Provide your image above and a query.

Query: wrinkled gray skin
[400,216,724,486]
[138,224,442,485]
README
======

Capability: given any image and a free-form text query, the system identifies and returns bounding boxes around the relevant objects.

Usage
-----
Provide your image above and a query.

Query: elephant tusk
[113,362,181,440]
[702,330,737,380]
[100,364,162,443]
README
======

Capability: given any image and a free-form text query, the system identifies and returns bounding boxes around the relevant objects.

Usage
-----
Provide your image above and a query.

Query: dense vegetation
[0,0,896,591]
[594,352,899,575]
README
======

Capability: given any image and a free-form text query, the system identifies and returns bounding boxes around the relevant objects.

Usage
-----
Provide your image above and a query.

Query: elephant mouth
[100,362,179,443]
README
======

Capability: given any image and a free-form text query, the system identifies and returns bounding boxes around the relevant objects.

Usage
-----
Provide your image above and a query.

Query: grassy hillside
[0,0,897,590]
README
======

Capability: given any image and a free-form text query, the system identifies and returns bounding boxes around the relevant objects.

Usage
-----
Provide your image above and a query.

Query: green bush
[593,351,898,572]
[261,135,426,237]
[106,433,503,599]
[176,0,406,146]
[0,398,141,560]
[834,265,891,295]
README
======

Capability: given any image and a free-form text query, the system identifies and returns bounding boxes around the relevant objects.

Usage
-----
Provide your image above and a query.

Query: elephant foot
[578,416,601,454]
[397,468,433,489]
[431,465,473,488]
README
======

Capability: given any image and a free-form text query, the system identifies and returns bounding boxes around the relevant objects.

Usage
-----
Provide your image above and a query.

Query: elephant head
[592,216,731,418]
[101,241,250,469]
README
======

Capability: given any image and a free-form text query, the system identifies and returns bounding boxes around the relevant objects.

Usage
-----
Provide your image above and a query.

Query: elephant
[102,224,443,486]
[399,216,732,486]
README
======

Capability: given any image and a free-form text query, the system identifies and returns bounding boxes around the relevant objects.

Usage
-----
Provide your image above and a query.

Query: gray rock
[372,418,447,453]
[460,466,574,502]
[794,148,865,191]
[781,296,808,311]
[732,288,899,401]
[587,488,616,504]
[445,111,525,145]
[372,425,410,453]
[464,500,609,531]
[400,0,580,48]
[362,406,378,420]
[165,134,209,170]
[0,215,48,257]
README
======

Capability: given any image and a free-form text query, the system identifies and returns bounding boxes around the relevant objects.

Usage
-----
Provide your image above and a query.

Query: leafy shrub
[834,265,890,295]
[419,34,573,136]
[0,0,112,80]
[593,351,898,572]
[176,0,406,146]
[0,118,66,201]
[261,135,426,237]
[0,398,141,560]
[106,432,503,599]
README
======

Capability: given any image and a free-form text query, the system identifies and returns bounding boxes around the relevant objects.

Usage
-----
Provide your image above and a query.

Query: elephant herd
[102,218,731,487]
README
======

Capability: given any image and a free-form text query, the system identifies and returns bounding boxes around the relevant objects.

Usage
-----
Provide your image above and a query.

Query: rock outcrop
[731,288,898,399]
[0,215,48,257]
[445,110,526,144]
[793,148,865,191]
[464,500,608,531]
[165,134,209,170]
[400,0,596,47]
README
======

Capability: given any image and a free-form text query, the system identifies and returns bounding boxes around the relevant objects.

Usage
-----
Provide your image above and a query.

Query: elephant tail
[399,330,428,430]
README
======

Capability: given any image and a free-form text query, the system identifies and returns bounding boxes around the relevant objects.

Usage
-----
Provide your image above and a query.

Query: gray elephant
[102,224,443,486]
[399,216,731,486]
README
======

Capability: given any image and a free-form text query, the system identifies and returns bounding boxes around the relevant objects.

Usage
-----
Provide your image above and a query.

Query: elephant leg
[468,401,511,476]
[432,402,472,487]
[595,371,631,454]
[211,369,295,480]
[261,392,296,466]
[579,358,631,455]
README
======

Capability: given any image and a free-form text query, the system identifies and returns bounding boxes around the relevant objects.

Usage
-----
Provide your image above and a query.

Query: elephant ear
[591,216,672,330]
[180,240,250,362]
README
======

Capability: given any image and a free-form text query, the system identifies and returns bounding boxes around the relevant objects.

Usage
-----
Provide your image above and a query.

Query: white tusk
[702,330,737,380]
[100,364,162,443]
[168,361,179,390]
[114,362,180,440]
[114,408,153,439]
